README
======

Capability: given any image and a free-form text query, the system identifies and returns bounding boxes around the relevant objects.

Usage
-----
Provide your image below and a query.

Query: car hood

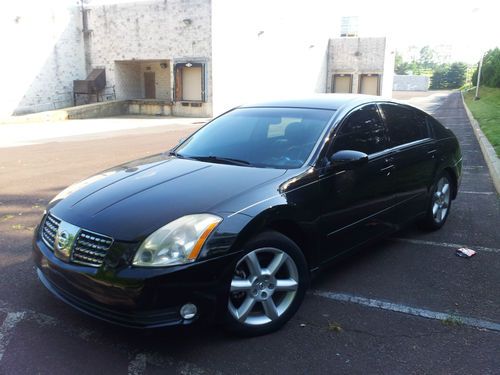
[49,154,286,241]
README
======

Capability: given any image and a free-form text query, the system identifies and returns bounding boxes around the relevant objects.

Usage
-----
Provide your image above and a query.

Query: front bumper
[33,236,239,329]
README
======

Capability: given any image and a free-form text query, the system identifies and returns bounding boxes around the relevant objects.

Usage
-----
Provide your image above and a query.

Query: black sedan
[33,94,462,336]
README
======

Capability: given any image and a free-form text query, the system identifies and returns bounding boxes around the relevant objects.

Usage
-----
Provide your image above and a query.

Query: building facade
[327,37,394,97]
[1,0,394,118]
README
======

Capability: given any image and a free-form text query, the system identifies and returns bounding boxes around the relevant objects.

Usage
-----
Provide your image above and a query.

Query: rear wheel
[420,172,453,230]
[224,231,308,336]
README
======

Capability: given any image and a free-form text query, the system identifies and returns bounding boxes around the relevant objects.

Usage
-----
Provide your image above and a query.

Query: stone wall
[86,0,212,116]
[393,75,430,91]
[1,2,86,116]
[326,37,393,97]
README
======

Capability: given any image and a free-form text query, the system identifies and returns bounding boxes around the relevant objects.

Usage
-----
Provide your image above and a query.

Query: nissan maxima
[33,95,462,336]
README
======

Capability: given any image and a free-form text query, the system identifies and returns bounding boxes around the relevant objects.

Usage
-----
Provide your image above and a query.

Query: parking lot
[0,91,499,374]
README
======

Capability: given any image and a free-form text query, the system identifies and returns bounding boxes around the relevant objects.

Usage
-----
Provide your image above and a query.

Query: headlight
[132,214,222,267]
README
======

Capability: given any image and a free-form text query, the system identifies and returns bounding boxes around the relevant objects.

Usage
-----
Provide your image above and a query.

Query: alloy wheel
[228,247,299,326]
[432,176,451,224]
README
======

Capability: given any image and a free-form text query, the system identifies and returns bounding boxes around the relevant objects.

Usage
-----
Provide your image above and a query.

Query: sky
[348,0,500,63]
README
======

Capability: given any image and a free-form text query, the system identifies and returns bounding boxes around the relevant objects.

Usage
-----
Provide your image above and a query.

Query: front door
[319,104,395,262]
[144,72,156,99]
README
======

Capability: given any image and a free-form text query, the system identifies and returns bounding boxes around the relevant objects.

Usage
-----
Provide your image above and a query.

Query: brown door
[144,72,156,99]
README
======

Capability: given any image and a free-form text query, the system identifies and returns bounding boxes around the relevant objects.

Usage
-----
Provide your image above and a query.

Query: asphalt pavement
[0,91,498,374]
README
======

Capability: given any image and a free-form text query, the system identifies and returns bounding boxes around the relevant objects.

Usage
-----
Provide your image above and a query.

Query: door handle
[427,149,437,158]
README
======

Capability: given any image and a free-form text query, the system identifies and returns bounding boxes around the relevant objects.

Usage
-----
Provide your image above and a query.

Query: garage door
[360,75,380,95]
[182,67,202,101]
[333,75,352,93]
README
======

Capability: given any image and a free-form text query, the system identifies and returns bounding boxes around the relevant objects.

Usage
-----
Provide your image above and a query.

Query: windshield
[175,107,335,169]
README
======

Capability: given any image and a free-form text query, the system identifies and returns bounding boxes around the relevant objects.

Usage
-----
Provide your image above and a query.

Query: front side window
[331,104,388,155]
[380,104,429,147]
[176,107,335,169]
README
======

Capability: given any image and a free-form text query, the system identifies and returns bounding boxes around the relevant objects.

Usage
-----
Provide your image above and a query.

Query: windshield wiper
[189,155,252,166]
[168,150,184,158]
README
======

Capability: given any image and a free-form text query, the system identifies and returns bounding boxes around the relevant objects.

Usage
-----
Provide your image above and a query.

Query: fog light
[180,303,197,319]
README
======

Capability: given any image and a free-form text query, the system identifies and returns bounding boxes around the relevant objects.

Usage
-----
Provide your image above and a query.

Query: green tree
[419,46,437,69]
[395,52,412,74]
[430,65,449,89]
[447,62,467,88]
[473,48,500,88]
[431,62,468,89]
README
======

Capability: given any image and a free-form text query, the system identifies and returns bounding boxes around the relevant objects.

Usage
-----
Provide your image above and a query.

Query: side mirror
[329,150,368,169]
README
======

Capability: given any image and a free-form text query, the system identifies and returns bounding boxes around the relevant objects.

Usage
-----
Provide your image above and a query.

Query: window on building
[174,63,206,102]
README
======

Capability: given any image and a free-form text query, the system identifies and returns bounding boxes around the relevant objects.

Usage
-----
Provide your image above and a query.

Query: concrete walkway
[0,115,209,148]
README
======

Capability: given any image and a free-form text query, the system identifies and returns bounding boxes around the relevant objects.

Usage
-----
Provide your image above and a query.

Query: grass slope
[464,87,500,157]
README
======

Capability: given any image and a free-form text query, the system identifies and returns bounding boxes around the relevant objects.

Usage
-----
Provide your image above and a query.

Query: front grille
[41,213,61,250]
[72,230,113,267]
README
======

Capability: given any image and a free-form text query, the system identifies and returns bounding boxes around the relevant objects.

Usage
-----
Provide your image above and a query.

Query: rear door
[319,104,395,262]
[378,103,438,220]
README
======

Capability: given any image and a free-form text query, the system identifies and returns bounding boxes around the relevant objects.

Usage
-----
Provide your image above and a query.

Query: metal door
[144,72,156,99]
[360,74,380,95]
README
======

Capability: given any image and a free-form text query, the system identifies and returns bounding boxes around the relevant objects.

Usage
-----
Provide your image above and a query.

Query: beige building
[1,0,394,118]
[327,37,394,97]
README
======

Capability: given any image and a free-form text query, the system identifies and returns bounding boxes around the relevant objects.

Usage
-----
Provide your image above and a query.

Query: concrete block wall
[1,2,86,116]
[86,0,212,116]
[114,62,142,99]
[393,75,430,91]
[326,37,393,97]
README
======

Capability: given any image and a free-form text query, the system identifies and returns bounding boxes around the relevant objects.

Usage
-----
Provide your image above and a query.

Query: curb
[461,92,500,195]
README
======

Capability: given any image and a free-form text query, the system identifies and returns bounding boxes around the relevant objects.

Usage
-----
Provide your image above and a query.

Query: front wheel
[419,172,453,230]
[224,231,308,336]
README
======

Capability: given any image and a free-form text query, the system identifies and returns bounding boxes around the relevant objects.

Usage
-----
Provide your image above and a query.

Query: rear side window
[380,104,429,147]
[427,115,450,139]
[332,104,388,155]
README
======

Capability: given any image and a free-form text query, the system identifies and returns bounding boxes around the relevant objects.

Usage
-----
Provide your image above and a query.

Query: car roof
[239,94,393,111]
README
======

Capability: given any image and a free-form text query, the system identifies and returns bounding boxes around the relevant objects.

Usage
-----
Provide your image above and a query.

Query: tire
[223,231,309,336]
[419,171,453,231]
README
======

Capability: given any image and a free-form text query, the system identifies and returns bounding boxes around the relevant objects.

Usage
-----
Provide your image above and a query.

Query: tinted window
[380,104,429,146]
[427,115,449,139]
[176,107,334,169]
[331,104,388,155]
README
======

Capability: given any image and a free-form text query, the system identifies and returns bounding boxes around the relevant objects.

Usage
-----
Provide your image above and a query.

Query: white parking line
[391,237,500,254]
[0,300,218,374]
[459,191,496,195]
[462,172,490,176]
[312,291,500,332]
[0,312,26,362]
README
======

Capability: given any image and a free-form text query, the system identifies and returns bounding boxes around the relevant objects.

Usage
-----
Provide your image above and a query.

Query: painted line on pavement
[462,172,490,176]
[391,237,500,254]
[463,165,485,169]
[312,291,500,332]
[0,312,26,362]
[459,190,496,195]
[0,300,217,374]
